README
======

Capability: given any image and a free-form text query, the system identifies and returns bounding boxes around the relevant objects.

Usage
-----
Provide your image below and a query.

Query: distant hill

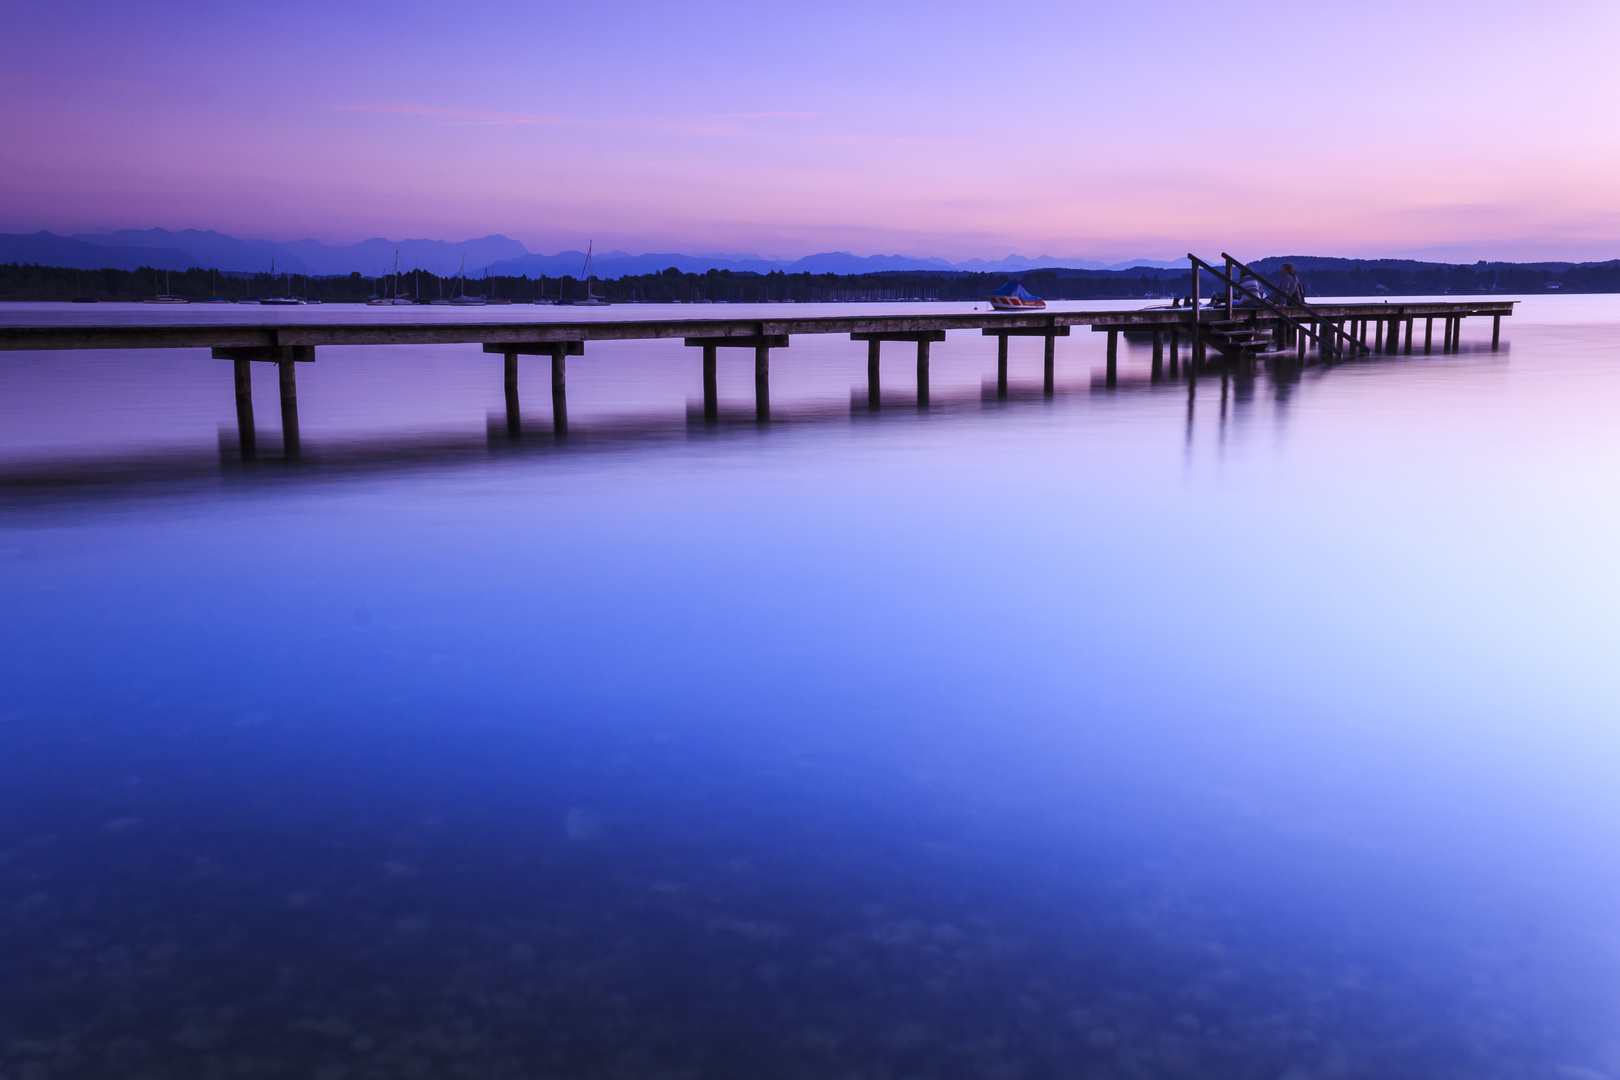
[0,229,529,277]
[0,228,1181,278]
[0,232,199,274]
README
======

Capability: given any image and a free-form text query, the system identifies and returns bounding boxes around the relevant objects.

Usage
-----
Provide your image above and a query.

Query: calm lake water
[1,298,1618,1079]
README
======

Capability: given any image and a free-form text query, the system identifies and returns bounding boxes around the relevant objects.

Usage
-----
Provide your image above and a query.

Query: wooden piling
[1375,320,1385,352]
[996,334,1008,398]
[866,339,880,409]
[503,351,520,437]
[1492,315,1501,350]
[1404,318,1414,354]
[278,358,299,457]
[703,343,718,421]
[755,343,770,420]
[1168,330,1179,376]
[549,344,568,434]
[1424,318,1434,353]
[1151,330,1164,377]
[233,358,255,459]
[1043,333,1056,395]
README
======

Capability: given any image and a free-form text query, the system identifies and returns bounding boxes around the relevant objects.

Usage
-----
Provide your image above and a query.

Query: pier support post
[855,330,941,407]
[997,334,1009,398]
[214,344,313,459]
[1492,315,1501,350]
[1151,331,1164,378]
[1168,330,1179,376]
[1105,330,1117,388]
[683,334,785,423]
[550,344,569,434]
[278,358,300,458]
[1045,333,1057,394]
[867,339,881,409]
[1375,320,1384,352]
[755,343,770,420]
[233,358,255,459]
[503,350,520,437]
[1443,318,1453,352]
[1424,318,1434,353]
[1404,319,1414,354]
[1297,325,1306,360]
[703,343,718,422]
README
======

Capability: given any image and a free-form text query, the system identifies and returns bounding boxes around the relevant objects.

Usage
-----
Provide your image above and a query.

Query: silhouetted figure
[1277,263,1305,306]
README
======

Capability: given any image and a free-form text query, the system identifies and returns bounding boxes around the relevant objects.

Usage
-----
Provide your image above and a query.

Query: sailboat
[367,252,415,305]
[448,255,486,305]
[144,267,188,303]
[484,269,512,305]
[260,260,305,305]
[558,242,610,306]
[200,268,232,303]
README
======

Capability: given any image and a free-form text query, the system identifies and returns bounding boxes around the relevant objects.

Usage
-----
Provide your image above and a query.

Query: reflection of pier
[0,297,1515,462]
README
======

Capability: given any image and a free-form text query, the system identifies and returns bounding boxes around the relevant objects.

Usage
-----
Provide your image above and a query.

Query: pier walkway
[0,297,1515,459]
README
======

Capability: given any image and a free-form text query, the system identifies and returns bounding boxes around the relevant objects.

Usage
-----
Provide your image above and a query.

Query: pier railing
[1189,254,1367,358]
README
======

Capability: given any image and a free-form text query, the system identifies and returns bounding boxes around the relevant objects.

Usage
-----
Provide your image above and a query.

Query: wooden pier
[0,296,1515,459]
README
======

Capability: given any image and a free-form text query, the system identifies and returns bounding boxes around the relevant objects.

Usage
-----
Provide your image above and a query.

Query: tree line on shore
[2,258,1618,303]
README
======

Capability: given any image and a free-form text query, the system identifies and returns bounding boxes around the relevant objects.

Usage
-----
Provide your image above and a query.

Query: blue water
[2,299,1618,1079]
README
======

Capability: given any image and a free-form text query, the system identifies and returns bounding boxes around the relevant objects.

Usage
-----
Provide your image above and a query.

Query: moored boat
[987,280,1044,311]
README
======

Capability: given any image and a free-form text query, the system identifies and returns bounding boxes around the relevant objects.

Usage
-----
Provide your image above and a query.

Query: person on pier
[1276,263,1305,306]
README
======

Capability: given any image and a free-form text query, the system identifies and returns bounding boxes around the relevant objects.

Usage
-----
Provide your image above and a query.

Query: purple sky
[3,0,1618,262]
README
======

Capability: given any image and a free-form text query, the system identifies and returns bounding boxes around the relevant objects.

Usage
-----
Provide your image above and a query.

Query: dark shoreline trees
[2,257,1615,303]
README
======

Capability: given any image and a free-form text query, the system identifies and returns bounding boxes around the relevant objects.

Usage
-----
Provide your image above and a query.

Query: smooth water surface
[2,298,1618,1079]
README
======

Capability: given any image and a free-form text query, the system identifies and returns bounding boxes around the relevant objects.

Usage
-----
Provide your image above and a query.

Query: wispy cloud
[333,101,818,133]
[819,134,936,148]
[333,101,568,126]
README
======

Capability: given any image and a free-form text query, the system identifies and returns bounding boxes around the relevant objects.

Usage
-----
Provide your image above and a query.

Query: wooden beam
[685,335,790,349]
[212,345,314,363]
[482,341,583,356]
[982,326,1072,338]
[851,331,946,343]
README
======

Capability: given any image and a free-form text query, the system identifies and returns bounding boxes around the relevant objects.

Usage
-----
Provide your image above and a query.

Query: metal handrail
[1187,254,1366,356]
